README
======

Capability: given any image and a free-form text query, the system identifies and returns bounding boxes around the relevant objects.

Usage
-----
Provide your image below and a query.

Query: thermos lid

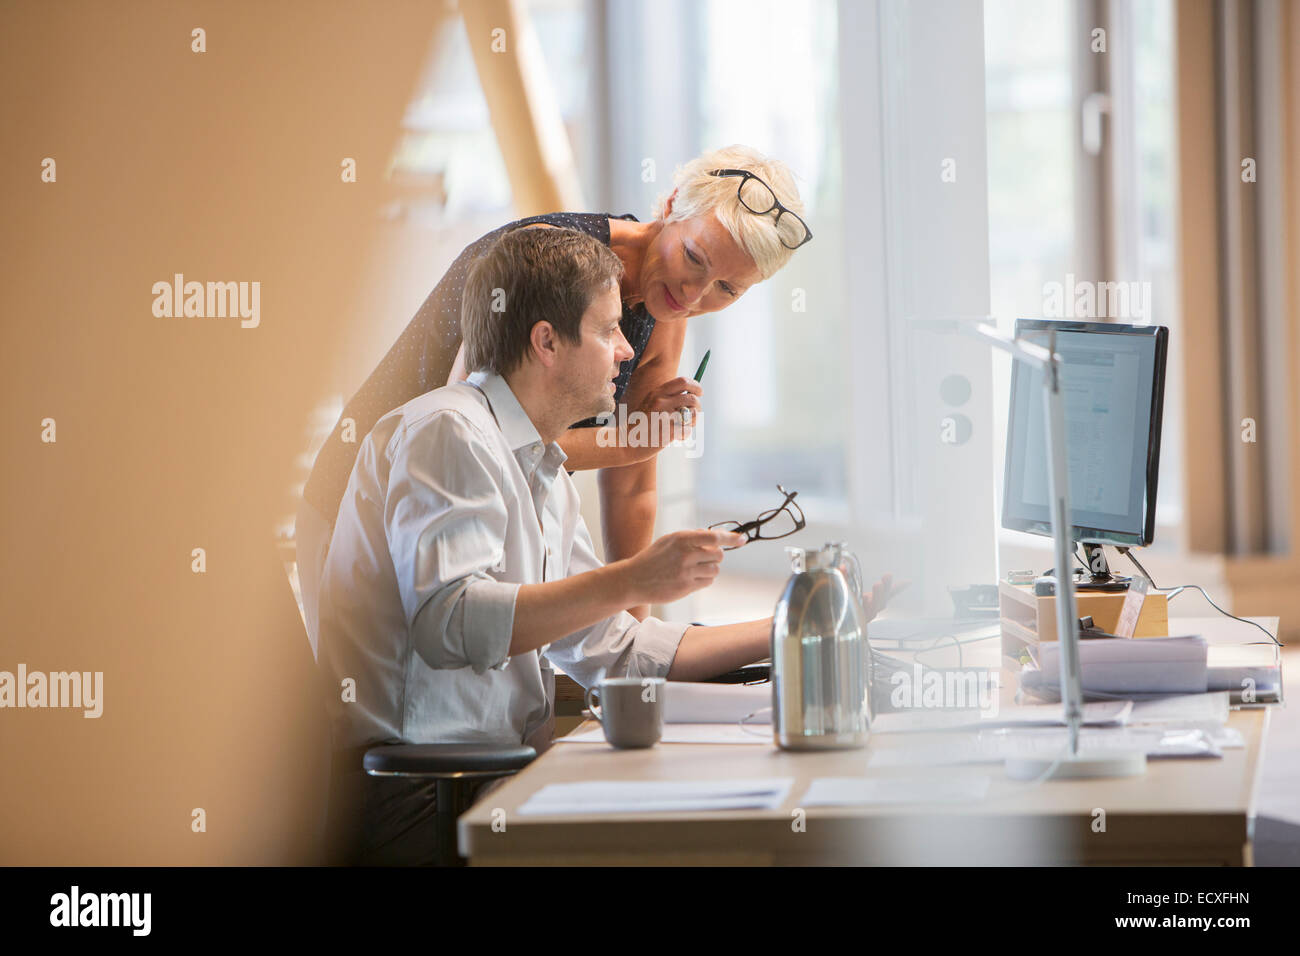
[787,542,848,571]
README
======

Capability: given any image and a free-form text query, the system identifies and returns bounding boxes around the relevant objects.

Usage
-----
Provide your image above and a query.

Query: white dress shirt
[317,370,688,752]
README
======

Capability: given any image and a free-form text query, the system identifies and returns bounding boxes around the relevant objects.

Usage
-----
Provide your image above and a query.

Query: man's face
[557,280,634,423]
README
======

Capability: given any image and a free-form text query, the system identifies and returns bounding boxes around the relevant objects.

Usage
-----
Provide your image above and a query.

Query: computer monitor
[1001,320,1168,583]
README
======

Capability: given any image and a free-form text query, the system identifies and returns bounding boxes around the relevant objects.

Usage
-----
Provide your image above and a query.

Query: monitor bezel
[1001,318,1169,547]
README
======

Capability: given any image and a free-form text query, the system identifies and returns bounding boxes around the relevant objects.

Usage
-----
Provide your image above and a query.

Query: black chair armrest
[363,743,536,777]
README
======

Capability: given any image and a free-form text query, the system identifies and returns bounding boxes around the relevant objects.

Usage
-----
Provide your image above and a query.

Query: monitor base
[1042,543,1132,592]
[1006,751,1147,781]
[1033,568,1131,595]
[1071,568,1131,592]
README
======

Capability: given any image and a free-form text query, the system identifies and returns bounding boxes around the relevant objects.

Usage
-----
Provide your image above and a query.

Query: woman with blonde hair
[297,144,810,648]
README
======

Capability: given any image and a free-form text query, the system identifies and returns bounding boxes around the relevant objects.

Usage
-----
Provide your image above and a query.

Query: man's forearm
[509,563,634,658]
[666,618,772,682]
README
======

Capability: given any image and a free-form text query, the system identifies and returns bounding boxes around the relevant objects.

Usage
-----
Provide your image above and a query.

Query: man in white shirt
[318,226,770,861]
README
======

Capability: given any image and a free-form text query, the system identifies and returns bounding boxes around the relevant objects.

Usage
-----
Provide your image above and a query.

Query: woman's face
[638,209,764,321]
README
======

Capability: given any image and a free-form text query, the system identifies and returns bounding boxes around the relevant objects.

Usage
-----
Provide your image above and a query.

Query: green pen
[681,350,709,429]
[693,349,711,383]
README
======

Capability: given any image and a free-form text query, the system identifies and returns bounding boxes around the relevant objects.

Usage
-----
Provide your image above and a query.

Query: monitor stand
[1045,543,1131,592]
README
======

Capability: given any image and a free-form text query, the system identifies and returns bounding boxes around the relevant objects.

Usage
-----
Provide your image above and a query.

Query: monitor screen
[1002,320,1168,546]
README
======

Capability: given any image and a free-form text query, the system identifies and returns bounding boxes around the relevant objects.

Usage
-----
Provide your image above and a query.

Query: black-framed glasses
[709,168,813,250]
[709,484,807,549]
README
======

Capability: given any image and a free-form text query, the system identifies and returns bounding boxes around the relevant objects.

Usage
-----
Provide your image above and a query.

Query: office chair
[284,545,536,867]
[354,742,535,866]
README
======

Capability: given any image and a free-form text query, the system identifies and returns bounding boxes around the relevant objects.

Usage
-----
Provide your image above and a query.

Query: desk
[459,616,1278,866]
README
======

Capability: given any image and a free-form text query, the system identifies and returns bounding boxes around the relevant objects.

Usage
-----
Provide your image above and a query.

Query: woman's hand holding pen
[635,375,702,447]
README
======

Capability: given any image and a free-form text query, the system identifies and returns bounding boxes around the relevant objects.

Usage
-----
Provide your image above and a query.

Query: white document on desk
[661,681,771,724]
[870,699,1132,733]
[869,725,1224,767]
[517,778,794,815]
[802,775,991,806]
[1129,692,1230,726]
[558,723,770,745]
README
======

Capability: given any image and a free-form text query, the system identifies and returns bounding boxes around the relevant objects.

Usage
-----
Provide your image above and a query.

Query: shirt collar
[466,370,569,468]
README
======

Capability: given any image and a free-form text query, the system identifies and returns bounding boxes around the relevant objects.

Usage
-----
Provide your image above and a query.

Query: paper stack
[660,681,770,724]
[1024,635,1208,696]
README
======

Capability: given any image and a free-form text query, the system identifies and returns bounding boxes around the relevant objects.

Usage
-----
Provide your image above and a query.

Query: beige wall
[0,1,439,864]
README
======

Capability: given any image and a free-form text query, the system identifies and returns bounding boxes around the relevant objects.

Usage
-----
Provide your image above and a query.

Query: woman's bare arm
[598,456,658,619]
[587,317,688,616]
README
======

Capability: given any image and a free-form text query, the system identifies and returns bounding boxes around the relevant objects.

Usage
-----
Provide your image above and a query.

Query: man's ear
[529,320,561,368]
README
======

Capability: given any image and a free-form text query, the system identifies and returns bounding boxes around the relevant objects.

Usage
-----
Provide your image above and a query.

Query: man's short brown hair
[462,226,625,376]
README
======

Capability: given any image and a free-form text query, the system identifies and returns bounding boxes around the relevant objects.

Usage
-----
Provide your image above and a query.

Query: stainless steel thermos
[771,542,872,750]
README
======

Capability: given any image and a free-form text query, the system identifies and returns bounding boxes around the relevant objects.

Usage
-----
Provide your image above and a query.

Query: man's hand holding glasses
[616,528,747,606]
[708,484,806,550]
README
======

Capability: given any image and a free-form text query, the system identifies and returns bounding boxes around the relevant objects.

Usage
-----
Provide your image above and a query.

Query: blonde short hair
[652,145,805,280]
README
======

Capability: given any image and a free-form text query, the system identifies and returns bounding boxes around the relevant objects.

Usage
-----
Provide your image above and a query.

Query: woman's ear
[662,188,679,219]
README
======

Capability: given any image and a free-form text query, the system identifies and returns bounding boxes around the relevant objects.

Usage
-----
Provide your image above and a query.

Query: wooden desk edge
[459,708,1269,866]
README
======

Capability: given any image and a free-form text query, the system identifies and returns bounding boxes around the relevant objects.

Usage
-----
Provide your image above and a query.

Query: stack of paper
[660,681,771,724]
[517,778,793,815]
[1206,644,1282,699]
[1027,636,1208,695]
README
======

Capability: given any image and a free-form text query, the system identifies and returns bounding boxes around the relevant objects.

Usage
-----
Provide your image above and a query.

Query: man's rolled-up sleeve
[544,612,687,689]
[541,512,688,688]
[386,411,518,674]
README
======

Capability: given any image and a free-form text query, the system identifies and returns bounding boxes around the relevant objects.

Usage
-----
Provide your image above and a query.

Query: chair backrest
[272,548,355,864]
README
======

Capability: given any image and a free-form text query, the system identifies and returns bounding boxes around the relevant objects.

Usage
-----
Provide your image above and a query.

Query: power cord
[1118,546,1280,646]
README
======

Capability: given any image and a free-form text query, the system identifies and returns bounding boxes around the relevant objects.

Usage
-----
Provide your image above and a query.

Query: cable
[1162,584,1279,645]
[910,631,964,669]
[1118,547,1280,645]
[869,622,1002,657]
[871,630,1000,666]
[737,707,771,738]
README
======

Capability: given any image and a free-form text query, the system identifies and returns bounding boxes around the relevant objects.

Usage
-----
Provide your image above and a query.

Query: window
[985,0,1181,563]
[692,0,848,520]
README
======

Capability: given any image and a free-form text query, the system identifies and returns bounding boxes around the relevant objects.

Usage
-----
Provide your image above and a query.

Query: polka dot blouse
[302,211,655,523]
